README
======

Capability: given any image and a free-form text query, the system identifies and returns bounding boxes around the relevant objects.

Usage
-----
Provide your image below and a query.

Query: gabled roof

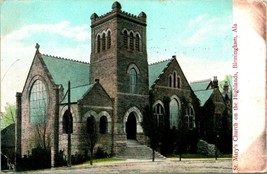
[148,59,172,88]
[194,89,213,106]
[42,54,90,92]
[61,84,94,104]
[190,79,212,91]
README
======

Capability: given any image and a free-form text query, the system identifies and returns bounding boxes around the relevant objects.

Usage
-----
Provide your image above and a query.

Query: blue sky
[1,0,233,110]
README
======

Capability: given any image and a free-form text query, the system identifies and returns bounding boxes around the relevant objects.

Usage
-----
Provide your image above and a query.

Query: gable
[194,89,213,107]
[79,82,112,107]
[42,54,90,92]
[149,57,192,90]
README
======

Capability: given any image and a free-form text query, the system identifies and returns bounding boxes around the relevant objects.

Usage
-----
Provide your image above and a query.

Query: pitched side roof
[194,89,213,106]
[61,84,94,104]
[42,54,90,91]
[190,80,212,91]
[148,59,172,88]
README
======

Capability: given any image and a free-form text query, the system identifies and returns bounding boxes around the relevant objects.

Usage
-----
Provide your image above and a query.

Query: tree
[142,91,159,162]
[82,116,98,165]
[1,103,16,130]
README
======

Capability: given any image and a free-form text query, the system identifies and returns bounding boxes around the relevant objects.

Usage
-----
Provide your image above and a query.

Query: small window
[99,116,107,134]
[123,31,128,49]
[97,35,101,53]
[129,32,134,50]
[102,33,106,51]
[177,76,181,88]
[173,72,177,88]
[169,76,172,87]
[129,68,137,93]
[63,110,73,134]
[107,31,111,49]
[135,34,140,51]
[154,104,164,127]
[86,116,96,134]
[185,107,195,129]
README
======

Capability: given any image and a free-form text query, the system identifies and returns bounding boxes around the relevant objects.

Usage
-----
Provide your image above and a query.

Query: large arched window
[170,99,179,129]
[123,30,128,49]
[30,80,48,124]
[135,34,140,51]
[63,109,73,134]
[154,104,164,127]
[99,116,107,134]
[107,31,111,49]
[129,32,134,50]
[185,106,195,129]
[129,68,137,93]
[97,35,101,53]
[102,33,106,51]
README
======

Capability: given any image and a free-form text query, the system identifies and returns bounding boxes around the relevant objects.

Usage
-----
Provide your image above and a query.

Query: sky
[0,0,233,111]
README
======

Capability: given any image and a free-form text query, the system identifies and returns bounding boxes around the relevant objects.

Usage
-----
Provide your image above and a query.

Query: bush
[94,147,109,159]
[17,147,51,171]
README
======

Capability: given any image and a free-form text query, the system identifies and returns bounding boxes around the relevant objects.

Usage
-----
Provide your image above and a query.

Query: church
[15,1,227,165]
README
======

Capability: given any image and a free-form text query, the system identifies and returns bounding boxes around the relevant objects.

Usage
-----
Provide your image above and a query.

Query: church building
[15,1,218,165]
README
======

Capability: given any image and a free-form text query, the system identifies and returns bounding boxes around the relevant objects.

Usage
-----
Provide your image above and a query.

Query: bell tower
[90,1,149,144]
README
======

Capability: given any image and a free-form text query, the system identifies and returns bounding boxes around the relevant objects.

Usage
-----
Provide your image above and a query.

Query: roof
[190,80,211,91]
[41,54,92,103]
[61,84,94,104]
[148,59,172,87]
[42,54,90,92]
[194,89,214,106]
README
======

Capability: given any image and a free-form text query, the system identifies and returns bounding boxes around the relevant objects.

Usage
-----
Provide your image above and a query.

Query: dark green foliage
[94,147,109,159]
[16,147,51,171]
[54,150,67,167]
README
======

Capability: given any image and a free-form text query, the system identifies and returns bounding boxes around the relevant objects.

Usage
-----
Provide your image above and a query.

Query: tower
[90,1,149,146]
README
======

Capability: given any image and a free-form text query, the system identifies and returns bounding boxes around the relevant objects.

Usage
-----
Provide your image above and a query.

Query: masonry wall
[20,53,58,158]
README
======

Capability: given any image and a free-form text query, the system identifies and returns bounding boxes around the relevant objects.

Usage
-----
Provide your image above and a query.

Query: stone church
[15,1,225,164]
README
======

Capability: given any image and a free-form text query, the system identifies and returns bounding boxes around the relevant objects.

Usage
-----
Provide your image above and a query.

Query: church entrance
[126,113,136,139]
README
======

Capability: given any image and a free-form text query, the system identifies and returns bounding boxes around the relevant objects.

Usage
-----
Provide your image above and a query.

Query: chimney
[95,79,100,83]
[223,81,229,94]
[212,76,218,88]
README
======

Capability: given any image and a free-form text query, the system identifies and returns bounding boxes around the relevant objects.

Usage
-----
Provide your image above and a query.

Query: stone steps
[116,140,166,160]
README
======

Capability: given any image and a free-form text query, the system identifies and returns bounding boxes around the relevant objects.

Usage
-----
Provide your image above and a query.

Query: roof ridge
[190,79,211,84]
[149,58,172,65]
[42,53,89,64]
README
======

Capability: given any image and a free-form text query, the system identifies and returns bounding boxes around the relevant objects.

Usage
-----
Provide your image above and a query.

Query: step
[116,140,166,160]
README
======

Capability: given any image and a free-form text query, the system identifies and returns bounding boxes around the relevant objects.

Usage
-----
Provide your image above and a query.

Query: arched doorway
[126,113,136,139]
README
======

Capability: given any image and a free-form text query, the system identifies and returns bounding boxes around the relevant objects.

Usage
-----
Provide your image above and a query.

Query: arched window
[63,110,73,134]
[129,32,134,50]
[123,30,128,49]
[185,106,195,129]
[86,116,96,134]
[102,33,106,51]
[135,34,140,51]
[177,76,181,88]
[99,116,107,134]
[170,99,179,129]
[154,104,164,127]
[169,75,172,87]
[129,68,137,93]
[173,72,177,88]
[30,80,48,124]
[107,31,111,49]
[97,35,101,53]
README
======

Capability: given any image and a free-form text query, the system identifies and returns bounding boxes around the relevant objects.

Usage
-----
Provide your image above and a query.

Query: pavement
[1,158,232,173]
